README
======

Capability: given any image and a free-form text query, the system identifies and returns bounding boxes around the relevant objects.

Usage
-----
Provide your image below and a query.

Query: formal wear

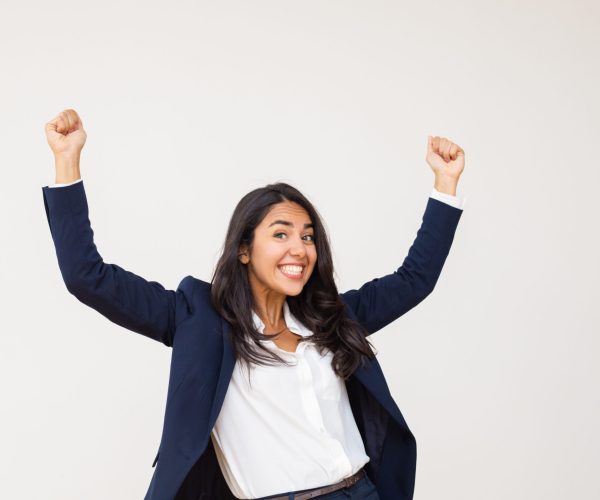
[42,179,464,499]
[210,301,370,498]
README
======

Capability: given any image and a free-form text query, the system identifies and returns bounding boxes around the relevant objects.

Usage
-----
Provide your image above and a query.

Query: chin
[278,280,305,296]
[286,287,304,297]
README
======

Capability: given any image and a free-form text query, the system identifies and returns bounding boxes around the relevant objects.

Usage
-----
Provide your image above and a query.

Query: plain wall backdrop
[1,1,599,499]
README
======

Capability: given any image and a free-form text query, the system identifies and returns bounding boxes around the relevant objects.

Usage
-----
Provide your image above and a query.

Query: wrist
[434,176,458,196]
[54,154,81,184]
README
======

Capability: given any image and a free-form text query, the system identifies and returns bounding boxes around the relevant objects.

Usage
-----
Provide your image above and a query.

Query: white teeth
[279,265,303,275]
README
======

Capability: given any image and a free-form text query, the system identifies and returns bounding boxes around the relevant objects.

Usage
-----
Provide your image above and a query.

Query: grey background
[1,1,599,499]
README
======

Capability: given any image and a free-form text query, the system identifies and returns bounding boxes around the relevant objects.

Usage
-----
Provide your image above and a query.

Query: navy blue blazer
[42,180,463,500]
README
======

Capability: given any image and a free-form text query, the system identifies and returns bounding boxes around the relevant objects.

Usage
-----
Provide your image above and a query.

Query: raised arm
[43,109,194,347]
[340,135,466,336]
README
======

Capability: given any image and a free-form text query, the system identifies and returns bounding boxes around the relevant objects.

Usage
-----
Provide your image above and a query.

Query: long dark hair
[210,182,376,380]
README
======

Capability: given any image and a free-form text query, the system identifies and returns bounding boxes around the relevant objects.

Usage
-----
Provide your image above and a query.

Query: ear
[238,245,250,264]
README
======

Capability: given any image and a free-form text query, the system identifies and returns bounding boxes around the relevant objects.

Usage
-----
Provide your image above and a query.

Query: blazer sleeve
[339,197,463,336]
[42,180,195,347]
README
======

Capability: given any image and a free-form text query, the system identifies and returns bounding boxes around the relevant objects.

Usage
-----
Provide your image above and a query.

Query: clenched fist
[45,109,87,158]
[426,135,465,180]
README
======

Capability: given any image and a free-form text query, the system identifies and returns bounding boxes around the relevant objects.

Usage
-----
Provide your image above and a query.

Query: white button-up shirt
[210,300,371,499]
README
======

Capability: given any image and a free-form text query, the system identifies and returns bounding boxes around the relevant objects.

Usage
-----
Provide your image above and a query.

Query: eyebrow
[268,220,314,229]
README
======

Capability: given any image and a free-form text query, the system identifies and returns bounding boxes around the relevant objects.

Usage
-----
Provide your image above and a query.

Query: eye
[273,232,315,242]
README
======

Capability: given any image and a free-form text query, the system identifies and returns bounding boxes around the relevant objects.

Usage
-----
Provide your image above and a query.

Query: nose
[289,235,307,258]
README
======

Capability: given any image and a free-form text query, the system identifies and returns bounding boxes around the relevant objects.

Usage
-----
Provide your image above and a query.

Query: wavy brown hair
[210,182,376,380]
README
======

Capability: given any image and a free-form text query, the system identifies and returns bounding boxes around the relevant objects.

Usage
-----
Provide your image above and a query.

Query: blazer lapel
[342,305,412,431]
[208,317,236,427]
[351,362,410,430]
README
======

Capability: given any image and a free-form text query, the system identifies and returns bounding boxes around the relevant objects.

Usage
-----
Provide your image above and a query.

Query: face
[239,201,317,297]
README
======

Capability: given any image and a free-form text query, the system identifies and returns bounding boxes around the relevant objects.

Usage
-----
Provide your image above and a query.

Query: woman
[43,109,465,500]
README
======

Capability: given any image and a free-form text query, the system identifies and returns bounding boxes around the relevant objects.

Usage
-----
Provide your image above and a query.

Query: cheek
[255,244,285,270]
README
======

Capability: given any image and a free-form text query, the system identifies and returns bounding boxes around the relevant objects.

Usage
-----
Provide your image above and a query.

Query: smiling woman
[211,183,378,380]
[43,108,465,500]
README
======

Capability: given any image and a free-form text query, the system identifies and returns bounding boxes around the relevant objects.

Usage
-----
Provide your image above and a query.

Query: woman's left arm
[339,136,466,335]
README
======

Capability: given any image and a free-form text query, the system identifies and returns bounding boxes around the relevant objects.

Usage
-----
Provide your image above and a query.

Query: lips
[278,264,305,279]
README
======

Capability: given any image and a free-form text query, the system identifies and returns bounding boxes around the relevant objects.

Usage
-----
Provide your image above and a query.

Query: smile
[278,265,305,279]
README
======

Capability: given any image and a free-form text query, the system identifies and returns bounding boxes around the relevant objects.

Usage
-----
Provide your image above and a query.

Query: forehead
[261,201,312,226]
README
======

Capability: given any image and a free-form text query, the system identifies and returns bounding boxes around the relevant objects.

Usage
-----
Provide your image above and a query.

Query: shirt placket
[294,342,353,475]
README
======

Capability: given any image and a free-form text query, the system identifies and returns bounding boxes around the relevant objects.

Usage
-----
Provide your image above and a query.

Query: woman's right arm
[43,109,195,347]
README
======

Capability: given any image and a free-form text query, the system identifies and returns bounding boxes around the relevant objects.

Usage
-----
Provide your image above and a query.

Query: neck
[250,285,287,333]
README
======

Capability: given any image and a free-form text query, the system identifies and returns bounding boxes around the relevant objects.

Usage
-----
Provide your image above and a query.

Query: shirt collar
[252,300,312,338]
